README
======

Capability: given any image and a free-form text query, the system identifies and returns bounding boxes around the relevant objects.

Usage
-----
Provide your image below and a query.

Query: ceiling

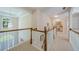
[0,7,71,17]
[0,7,32,17]
[23,7,69,12]
[22,7,70,16]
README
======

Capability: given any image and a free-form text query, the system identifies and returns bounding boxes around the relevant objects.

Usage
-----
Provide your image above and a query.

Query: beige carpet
[9,41,39,51]
[49,32,73,51]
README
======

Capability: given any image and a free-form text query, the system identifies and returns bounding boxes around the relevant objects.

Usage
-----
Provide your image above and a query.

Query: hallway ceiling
[22,7,70,17]
[23,7,69,14]
[0,7,71,17]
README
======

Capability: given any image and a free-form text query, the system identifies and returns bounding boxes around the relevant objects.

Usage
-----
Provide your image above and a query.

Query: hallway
[49,32,73,51]
[0,7,78,51]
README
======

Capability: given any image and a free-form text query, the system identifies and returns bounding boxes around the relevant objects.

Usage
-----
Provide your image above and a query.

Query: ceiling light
[54,15,58,18]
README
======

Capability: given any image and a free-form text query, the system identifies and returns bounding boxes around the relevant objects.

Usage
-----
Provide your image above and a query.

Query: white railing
[0,27,54,51]
[47,29,54,51]
[70,28,79,51]
[0,28,31,51]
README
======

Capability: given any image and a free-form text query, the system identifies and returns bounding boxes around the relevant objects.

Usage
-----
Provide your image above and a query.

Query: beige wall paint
[18,11,32,42]
[12,17,18,29]
[70,8,79,50]
[19,13,32,28]
[32,10,38,28]
[32,10,51,31]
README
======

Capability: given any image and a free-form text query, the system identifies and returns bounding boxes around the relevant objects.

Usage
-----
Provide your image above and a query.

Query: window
[3,18,9,28]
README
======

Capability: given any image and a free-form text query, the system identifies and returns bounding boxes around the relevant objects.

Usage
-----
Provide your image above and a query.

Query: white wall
[70,31,79,51]
[71,14,79,29]
[70,7,79,29]
[47,30,54,50]
[70,7,79,50]
[18,11,32,42]
[32,10,38,28]
[0,13,19,30]
[19,13,32,28]
[11,17,18,29]
[63,15,69,39]
[32,10,51,31]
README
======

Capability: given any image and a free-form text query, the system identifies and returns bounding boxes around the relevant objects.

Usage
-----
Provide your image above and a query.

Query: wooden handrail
[0,28,31,33]
[44,26,47,51]
[32,29,44,33]
[69,28,79,34]
[0,27,48,50]
[30,28,32,44]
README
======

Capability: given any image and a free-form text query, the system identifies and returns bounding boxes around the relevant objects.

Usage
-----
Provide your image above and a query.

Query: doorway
[53,18,68,40]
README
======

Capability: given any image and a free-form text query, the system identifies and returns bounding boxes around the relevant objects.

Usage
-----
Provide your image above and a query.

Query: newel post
[44,26,47,51]
[30,28,32,44]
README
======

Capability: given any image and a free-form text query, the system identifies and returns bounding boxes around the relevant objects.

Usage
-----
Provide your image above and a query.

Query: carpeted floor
[49,32,73,51]
[9,41,39,51]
